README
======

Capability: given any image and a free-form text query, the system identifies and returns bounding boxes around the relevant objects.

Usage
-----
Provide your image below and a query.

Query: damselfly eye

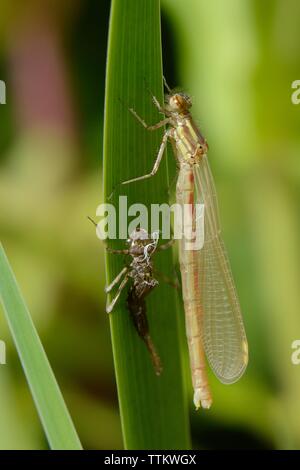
[179,93,192,108]
[168,93,192,111]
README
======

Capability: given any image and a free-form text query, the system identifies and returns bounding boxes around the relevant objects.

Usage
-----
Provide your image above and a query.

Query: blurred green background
[0,0,300,449]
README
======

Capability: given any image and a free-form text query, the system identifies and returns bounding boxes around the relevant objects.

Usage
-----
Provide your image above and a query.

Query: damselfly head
[128,227,149,242]
[128,228,151,248]
[128,228,158,257]
[166,92,192,112]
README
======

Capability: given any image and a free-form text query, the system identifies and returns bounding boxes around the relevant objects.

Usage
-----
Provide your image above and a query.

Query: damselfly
[121,82,248,409]
[101,226,174,376]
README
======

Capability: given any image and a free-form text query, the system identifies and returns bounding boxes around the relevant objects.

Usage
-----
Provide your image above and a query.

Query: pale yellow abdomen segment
[176,165,212,409]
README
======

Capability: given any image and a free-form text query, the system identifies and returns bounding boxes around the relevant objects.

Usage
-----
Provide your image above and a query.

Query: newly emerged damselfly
[120,81,249,409]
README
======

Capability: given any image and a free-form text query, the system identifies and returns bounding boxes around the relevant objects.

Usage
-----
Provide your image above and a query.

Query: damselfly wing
[194,155,248,384]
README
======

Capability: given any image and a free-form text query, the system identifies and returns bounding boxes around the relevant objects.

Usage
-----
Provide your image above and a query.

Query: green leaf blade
[103,0,190,449]
[0,243,82,450]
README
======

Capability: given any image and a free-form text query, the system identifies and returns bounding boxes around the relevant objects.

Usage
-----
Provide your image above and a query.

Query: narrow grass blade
[0,243,82,450]
[103,0,190,449]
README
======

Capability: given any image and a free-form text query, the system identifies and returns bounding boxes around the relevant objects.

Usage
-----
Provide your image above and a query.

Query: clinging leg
[129,107,170,131]
[143,79,166,114]
[106,275,129,314]
[150,94,165,114]
[153,268,180,290]
[157,239,175,251]
[105,266,128,293]
[106,247,129,255]
[121,130,171,186]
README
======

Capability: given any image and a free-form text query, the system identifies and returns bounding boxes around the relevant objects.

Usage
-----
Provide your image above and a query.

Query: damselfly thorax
[169,117,208,166]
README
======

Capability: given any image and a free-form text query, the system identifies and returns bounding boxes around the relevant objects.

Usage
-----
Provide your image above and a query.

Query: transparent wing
[194,156,248,384]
